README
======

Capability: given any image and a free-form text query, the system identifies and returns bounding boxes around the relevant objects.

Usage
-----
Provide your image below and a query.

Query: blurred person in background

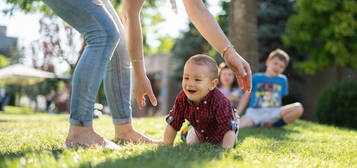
[0,88,9,111]
[218,63,250,110]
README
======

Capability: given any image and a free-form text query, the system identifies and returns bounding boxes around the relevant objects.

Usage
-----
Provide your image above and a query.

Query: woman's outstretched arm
[122,0,157,108]
[182,0,252,92]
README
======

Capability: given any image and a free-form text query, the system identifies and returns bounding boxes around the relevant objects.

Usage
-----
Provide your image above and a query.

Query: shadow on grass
[0,119,15,123]
[0,149,65,164]
[237,126,300,143]
[0,144,227,168]
[91,144,226,168]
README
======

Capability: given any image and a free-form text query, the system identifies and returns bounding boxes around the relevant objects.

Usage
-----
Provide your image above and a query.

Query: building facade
[0,25,18,58]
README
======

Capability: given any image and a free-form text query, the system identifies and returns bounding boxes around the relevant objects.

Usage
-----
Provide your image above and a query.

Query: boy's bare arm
[237,92,250,115]
[222,130,236,149]
[162,125,178,145]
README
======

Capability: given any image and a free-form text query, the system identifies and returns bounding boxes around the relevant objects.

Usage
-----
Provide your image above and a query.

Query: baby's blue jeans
[42,0,132,126]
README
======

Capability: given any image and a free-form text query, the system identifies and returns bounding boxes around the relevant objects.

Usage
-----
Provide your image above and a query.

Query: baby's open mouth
[187,89,197,94]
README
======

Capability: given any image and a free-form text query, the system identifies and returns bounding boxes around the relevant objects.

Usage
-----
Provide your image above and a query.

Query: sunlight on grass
[0,106,356,168]
[2,106,39,114]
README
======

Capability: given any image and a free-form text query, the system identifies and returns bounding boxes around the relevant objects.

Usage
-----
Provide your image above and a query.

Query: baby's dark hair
[268,49,290,65]
[186,54,218,79]
[217,63,238,88]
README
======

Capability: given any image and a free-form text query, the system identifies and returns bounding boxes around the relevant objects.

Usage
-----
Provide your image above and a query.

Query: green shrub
[0,55,10,68]
[317,81,357,129]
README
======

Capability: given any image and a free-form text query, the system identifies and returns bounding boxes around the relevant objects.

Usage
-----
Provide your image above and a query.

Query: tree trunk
[229,0,258,72]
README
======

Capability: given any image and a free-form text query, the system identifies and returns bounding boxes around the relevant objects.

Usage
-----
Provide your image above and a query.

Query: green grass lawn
[0,106,356,168]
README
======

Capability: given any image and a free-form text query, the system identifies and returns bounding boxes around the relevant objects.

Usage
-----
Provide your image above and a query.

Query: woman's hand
[223,48,252,92]
[133,74,157,109]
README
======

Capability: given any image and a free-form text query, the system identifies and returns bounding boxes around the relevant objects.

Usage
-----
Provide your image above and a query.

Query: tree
[28,15,81,73]
[257,0,295,62]
[283,0,357,75]
[230,0,258,72]
[0,55,10,68]
[171,23,210,78]
[3,0,49,14]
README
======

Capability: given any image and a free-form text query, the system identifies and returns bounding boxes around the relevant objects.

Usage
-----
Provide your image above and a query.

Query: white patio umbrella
[0,64,56,85]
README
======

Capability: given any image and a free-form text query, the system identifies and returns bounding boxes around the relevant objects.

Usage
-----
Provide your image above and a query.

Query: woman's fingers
[135,94,142,109]
[238,61,252,92]
[135,80,158,109]
[147,87,158,106]
[139,96,144,108]
[236,74,244,89]
[226,52,252,92]
[243,62,252,92]
[144,79,157,107]
[236,60,247,78]
[137,93,147,109]
[229,58,246,91]
[136,94,144,109]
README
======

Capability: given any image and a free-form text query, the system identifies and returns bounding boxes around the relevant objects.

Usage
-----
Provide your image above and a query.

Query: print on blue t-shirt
[249,73,288,108]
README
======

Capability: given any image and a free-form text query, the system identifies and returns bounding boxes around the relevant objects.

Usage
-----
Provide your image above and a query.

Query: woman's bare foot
[65,124,109,148]
[114,123,157,144]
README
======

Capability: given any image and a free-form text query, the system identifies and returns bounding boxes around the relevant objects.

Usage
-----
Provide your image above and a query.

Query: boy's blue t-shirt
[248,73,288,108]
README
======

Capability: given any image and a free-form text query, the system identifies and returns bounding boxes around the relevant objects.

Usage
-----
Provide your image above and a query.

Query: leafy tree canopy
[283,0,357,74]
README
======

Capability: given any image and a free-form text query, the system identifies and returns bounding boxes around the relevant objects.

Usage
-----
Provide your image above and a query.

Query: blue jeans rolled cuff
[69,118,93,127]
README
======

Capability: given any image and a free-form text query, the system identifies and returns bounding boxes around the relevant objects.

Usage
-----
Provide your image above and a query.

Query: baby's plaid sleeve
[165,91,185,131]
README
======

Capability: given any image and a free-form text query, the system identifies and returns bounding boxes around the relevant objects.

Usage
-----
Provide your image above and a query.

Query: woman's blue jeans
[42,0,132,126]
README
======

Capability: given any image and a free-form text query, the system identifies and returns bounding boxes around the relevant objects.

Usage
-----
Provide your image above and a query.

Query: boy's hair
[268,49,290,65]
[186,54,218,79]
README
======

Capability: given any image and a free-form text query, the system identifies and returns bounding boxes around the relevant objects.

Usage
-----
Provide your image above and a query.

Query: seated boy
[238,49,304,128]
[160,54,239,149]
